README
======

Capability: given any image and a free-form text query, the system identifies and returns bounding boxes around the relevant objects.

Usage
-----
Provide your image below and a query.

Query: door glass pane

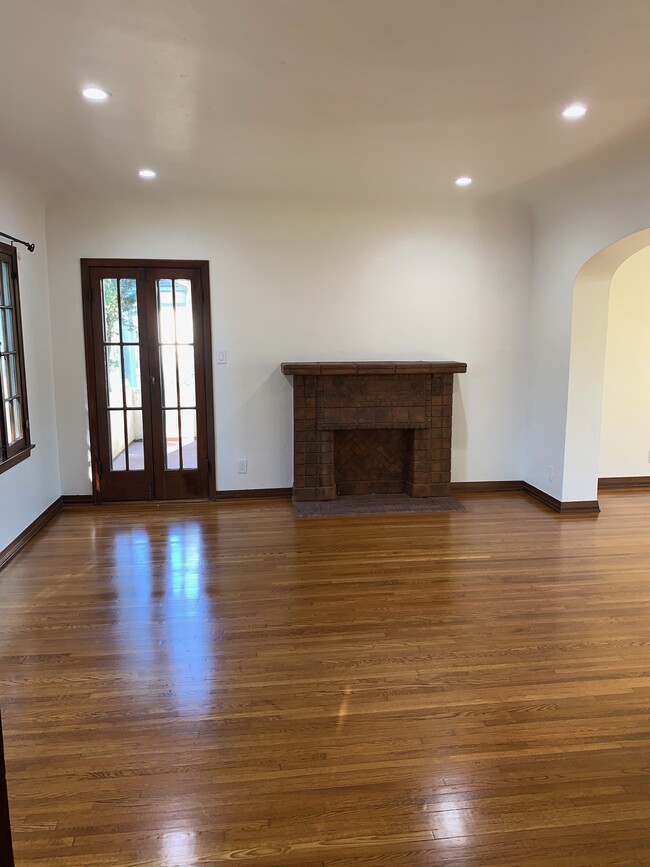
[164,409,180,470]
[105,346,123,408]
[123,346,142,407]
[156,276,198,474]
[1,262,10,306]
[120,279,139,342]
[180,409,197,469]
[157,280,175,343]
[177,345,196,407]
[160,345,178,408]
[102,274,145,477]
[174,280,193,343]
[109,410,127,471]
[0,311,7,353]
[127,410,144,470]
[102,279,120,342]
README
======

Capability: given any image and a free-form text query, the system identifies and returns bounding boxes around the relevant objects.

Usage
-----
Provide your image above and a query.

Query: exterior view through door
[81,259,215,502]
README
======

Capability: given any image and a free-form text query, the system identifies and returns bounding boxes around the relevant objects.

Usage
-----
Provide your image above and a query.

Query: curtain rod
[0,231,35,252]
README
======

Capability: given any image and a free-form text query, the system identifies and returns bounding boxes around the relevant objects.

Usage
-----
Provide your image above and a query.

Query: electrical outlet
[217,349,227,364]
[237,459,247,474]
[548,464,554,482]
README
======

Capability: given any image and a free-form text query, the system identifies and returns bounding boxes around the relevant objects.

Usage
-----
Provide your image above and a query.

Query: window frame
[0,241,33,474]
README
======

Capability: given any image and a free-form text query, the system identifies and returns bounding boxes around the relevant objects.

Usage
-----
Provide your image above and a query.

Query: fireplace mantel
[282,361,467,502]
[281,361,467,376]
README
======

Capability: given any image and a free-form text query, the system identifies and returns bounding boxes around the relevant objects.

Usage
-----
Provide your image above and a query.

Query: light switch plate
[217,349,227,364]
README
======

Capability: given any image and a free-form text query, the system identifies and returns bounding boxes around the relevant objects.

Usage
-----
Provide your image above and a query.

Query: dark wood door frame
[81,259,217,503]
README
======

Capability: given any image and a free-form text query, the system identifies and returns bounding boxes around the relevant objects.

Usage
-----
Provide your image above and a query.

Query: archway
[562,229,650,503]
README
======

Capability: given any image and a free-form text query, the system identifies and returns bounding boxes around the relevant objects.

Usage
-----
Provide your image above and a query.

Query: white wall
[0,168,61,551]
[525,130,650,502]
[599,245,650,478]
[45,194,532,495]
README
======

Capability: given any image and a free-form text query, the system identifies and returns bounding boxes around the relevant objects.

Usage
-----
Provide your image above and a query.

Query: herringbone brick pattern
[335,429,411,494]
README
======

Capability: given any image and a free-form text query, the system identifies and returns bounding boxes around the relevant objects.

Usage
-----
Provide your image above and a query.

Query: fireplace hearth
[281,362,467,502]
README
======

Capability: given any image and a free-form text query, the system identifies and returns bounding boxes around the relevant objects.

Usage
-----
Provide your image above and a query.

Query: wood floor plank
[1,490,650,864]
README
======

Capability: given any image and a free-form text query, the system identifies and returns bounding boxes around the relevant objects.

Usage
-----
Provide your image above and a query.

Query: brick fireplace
[281,362,467,501]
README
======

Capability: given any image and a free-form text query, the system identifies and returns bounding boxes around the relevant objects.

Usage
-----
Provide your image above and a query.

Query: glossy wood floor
[2,491,650,866]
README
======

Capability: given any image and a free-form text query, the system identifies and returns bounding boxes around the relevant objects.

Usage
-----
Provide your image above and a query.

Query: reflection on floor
[1,491,650,865]
[112,437,198,471]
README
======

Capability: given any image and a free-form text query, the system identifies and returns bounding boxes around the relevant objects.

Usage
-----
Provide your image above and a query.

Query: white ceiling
[2,0,650,200]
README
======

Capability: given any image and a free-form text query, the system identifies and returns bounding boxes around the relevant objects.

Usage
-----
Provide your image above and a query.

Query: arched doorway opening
[599,247,650,482]
[562,229,650,504]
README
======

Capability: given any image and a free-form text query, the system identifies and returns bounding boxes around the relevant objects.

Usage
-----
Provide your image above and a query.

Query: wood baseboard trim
[215,488,292,501]
[521,481,560,511]
[61,495,94,505]
[598,476,650,490]
[452,481,600,514]
[244,480,598,514]
[0,497,63,571]
[521,482,600,515]
[558,501,601,514]
[451,481,523,493]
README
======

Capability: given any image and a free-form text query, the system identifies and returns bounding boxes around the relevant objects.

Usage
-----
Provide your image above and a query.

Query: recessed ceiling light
[562,103,587,120]
[455,176,473,187]
[82,85,111,102]
[138,169,157,179]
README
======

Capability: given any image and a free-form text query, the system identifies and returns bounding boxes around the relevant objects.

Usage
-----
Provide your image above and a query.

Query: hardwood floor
[1,491,650,865]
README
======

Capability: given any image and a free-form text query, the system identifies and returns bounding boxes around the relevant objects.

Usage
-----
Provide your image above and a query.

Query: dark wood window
[0,242,31,474]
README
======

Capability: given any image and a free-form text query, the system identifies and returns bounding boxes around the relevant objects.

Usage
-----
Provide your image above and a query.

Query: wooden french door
[81,260,215,502]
